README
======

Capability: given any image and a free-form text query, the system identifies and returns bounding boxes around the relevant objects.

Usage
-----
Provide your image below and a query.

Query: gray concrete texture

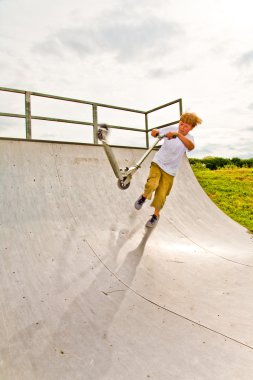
[0,139,253,380]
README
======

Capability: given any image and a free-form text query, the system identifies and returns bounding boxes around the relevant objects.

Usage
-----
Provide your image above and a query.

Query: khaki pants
[144,162,174,210]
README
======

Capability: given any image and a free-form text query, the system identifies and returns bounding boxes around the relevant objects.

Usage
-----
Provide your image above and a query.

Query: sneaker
[145,214,159,228]
[134,195,146,210]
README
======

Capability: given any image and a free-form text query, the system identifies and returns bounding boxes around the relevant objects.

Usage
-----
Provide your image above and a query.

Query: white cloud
[236,50,253,67]
[32,3,184,63]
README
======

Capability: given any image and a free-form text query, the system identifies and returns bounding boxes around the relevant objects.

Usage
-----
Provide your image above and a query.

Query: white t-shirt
[152,126,194,176]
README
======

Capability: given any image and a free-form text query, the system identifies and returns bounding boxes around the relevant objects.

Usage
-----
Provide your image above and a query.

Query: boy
[134,112,202,227]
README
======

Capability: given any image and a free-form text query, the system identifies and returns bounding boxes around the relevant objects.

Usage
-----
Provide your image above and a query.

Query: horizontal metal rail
[102,123,146,133]
[0,112,24,119]
[146,99,181,114]
[0,112,146,132]
[0,86,145,114]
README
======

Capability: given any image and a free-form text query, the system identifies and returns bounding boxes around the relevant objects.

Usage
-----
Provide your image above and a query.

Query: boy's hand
[166,132,178,139]
[151,129,159,137]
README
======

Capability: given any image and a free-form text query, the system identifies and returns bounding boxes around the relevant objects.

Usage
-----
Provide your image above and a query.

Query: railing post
[145,113,149,149]
[179,98,183,116]
[92,104,98,144]
[25,91,32,139]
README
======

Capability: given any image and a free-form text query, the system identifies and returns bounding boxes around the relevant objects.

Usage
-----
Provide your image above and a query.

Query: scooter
[97,124,165,190]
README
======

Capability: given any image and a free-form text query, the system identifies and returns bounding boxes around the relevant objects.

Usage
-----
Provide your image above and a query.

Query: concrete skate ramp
[0,139,253,380]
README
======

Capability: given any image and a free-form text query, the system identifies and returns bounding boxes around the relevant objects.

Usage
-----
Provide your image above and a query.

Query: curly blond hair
[180,112,202,127]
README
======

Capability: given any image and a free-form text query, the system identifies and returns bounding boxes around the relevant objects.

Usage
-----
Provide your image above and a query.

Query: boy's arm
[152,129,194,150]
[166,132,195,151]
[151,127,172,137]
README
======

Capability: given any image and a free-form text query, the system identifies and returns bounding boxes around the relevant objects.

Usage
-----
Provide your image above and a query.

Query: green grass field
[191,165,253,233]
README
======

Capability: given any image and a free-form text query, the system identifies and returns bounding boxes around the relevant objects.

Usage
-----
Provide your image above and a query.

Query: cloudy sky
[0,0,253,158]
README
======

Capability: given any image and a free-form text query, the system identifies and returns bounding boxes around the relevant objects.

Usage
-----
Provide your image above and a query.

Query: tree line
[189,157,253,170]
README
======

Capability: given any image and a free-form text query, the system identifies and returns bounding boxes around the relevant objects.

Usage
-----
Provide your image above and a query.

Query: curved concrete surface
[0,139,253,380]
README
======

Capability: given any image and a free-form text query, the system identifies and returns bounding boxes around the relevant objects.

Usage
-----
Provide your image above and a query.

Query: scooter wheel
[117,179,131,190]
[97,129,103,141]
[97,124,109,141]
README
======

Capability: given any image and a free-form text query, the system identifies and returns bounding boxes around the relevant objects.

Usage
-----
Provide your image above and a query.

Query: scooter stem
[135,135,164,168]
[100,139,124,181]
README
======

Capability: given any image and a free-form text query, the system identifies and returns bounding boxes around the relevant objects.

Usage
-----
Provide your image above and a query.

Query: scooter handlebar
[156,133,177,139]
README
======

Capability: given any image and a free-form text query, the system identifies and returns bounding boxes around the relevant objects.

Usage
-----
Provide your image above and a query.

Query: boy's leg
[146,172,174,227]
[143,163,162,200]
[150,170,174,211]
[135,163,161,210]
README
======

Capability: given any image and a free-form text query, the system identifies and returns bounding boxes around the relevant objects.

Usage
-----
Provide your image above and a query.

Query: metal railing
[0,86,182,148]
